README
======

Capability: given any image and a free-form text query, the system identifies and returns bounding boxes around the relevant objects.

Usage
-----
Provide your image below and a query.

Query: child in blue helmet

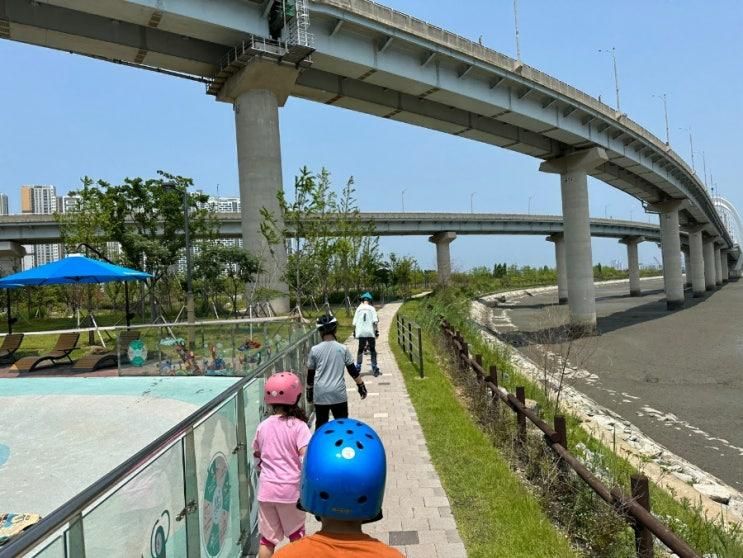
[352,292,380,377]
[274,418,402,558]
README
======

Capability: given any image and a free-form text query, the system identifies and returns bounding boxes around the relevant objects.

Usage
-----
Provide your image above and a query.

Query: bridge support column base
[666,299,684,311]
[650,200,685,309]
[620,236,643,298]
[539,147,608,329]
[558,297,568,305]
[630,289,641,297]
[429,232,456,285]
[688,229,706,297]
[547,233,568,305]
[221,60,301,315]
[703,239,717,290]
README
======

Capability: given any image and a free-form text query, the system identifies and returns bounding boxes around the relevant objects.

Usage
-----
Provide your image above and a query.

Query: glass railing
[0,326,319,558]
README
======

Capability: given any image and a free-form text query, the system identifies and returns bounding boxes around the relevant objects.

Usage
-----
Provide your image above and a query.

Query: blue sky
[1,1,741,272]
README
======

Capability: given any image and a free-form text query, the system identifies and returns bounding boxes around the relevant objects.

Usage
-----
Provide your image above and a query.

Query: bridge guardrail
[439,319,700,558]
[0,327,320,558]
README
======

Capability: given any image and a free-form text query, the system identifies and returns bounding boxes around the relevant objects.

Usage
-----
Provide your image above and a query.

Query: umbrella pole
[125,281,131,330]
[6,290,11,334]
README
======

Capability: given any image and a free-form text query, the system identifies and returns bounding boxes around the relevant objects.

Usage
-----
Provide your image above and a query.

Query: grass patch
[389,303,578,558]
[405,289,743,557]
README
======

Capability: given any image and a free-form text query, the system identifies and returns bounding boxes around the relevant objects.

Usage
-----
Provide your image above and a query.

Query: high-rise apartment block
[20,185,60,267]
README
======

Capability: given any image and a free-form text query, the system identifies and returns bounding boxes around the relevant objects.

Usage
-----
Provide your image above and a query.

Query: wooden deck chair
[72,331,141,373]
[0,333,24,364]
[12,333,79,373]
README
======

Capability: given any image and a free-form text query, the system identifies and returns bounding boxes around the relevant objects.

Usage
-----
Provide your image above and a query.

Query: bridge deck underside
[0,0,732,247]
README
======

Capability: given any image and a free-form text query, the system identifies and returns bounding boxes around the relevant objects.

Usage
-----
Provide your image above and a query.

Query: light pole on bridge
[678,127,696,173]
[598,47,621,113]
[401,188,407,213]
[528,195,533,215]
[652,93,670,145]
[470,192,477,214]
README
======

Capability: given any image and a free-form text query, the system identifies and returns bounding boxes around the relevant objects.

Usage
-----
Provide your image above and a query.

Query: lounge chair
[0,333,24,364]
[12,333,80,373]
[71,331,141,373]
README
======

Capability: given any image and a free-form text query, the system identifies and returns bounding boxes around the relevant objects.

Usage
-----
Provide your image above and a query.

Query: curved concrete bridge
[0,0,738,324]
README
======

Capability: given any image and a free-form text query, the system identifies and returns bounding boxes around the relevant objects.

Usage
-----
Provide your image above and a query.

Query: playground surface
[0,376,239,517]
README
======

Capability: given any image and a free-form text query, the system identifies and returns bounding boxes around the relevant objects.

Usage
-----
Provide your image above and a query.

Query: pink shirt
[252,415,312,503]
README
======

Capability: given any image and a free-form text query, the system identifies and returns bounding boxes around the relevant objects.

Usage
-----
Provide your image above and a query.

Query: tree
[60,171,215,321]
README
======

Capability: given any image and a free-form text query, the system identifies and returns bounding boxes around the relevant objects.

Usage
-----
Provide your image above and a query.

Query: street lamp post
[604,204,610,218]
[470,192,476,213]
[512,0,521,62]
[528,195,533,215]
[652,93,670,145]
[599,47,620,112]
[401,189,407,212]
[679,127,696,172]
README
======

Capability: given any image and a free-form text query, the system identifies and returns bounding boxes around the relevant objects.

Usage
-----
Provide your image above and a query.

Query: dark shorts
[314,401,349,429]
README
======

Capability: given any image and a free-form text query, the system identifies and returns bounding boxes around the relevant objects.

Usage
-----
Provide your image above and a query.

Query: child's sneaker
[373,367,380,377]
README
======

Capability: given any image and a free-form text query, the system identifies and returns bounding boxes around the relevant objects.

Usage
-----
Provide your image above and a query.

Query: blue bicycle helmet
[300,418,386,522]
[360,292,373,301]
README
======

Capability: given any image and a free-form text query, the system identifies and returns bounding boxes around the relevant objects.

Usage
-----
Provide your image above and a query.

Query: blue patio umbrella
[0,254,151,330]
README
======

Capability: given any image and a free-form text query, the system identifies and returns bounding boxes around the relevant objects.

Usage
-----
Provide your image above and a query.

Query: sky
[1,0,742,272]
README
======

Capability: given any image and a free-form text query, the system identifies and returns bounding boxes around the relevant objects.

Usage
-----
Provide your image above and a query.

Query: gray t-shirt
[307,340,354,405]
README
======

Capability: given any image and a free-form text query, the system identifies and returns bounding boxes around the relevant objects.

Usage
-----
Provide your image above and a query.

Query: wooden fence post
[516,386,527,446]
[553,415,568,448]
[417,326,424,378]
[474,354,483,382]
[631,475,653,558]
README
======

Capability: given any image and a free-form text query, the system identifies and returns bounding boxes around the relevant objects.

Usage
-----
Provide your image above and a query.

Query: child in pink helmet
[252,372,311,557]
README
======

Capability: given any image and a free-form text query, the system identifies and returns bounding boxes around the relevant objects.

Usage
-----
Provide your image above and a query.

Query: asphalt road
[491,277,743,490]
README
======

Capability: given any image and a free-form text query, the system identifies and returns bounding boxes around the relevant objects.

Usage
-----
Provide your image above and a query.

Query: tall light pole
[401,188,407,212]
[702,151,708,190]
[470,192,476,213]
[598,47,620,112]
[652,93,670,145]
[513,0,521,62]
[604,204,610,218]
[678,127,696,172]
[527,195,533,215]
[165,181,194,348]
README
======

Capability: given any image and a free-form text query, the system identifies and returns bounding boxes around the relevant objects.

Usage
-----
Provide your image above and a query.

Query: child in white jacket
[352,292,380,376]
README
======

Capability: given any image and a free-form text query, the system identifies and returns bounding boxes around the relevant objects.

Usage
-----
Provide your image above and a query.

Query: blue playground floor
[0,376,239,517]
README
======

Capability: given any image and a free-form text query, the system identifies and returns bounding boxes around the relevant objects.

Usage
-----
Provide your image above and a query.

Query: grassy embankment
[389,306,578,557]
[392,292,743,557]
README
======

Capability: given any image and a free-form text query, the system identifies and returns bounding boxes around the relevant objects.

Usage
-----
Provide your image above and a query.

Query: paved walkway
[304,302,467,557]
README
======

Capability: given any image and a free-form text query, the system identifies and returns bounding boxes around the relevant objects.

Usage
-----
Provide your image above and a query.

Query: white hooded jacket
[352,302,378,338]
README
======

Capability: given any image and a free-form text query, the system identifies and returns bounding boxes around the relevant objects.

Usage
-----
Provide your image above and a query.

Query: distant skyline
[1,0,741,272]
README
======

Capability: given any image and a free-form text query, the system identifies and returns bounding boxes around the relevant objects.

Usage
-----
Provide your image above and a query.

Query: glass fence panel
[82,441,187,558]
[241,380,265,532]
[193,399,241,558]
[29,535,64,558]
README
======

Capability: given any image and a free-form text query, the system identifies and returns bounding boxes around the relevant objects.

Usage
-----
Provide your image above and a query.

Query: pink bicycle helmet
[265,371,303,406]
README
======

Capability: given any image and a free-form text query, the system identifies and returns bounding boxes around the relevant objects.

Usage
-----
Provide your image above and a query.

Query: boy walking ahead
[306,314,367,429]
[352,292,379,377]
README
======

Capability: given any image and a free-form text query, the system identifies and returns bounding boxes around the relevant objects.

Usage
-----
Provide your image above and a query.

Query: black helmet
[316,313,338,335]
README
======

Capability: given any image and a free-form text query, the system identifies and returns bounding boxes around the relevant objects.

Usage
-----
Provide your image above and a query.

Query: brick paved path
[303,302,467,557]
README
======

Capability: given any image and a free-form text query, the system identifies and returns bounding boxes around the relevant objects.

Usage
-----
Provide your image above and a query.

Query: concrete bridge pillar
[714,245,723,286]
[688,229,706,297]
[619,236,643,297]
[539,147,608,331]
[683,249,692,288]
[0,241,25,277]
[721,251,730,283]
[703,239,717,290]
[218,60,301,315]
[429,232,456,285]
[650,200,684,310]
[546,234,567,304]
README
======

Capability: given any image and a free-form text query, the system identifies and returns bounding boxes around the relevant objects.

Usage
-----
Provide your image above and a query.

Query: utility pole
[652,93,670,145]
[702,151,708,190]
[401,188,407,212]
[470,192,476,214]
[513,0,521,62]
[528,195,533,215]
[599,47,621,112]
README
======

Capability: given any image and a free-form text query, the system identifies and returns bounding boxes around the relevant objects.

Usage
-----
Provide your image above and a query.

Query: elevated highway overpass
[0,0,737,325]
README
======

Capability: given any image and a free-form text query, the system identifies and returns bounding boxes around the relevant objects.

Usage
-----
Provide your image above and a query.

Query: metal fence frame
[0,326,320,558]
[395,314,423,378]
